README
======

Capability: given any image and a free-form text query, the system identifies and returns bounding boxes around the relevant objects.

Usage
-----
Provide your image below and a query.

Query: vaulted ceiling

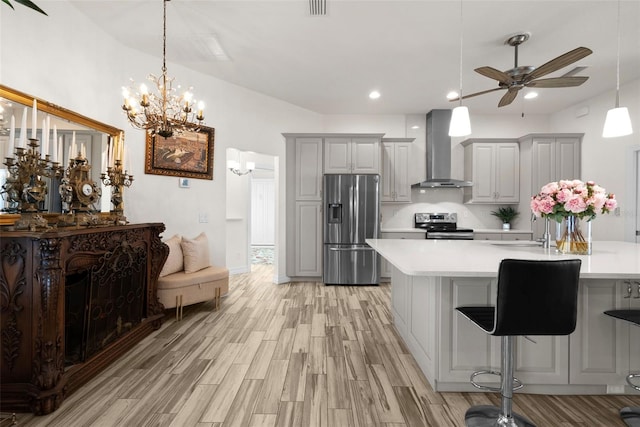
[71,0,640,115]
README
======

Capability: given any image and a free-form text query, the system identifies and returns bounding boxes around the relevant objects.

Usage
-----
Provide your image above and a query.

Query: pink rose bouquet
[530,179,617,222]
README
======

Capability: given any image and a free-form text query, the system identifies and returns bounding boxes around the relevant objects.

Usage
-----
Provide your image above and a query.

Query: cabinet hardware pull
[634,281,640,299]
[624,281,632,298]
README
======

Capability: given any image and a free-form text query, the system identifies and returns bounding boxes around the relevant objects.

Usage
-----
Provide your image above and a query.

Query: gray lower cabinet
[474,232,533,241]
[294,201,322,276]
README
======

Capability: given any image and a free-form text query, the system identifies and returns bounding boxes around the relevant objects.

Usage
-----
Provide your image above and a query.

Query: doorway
[250,178,275,265]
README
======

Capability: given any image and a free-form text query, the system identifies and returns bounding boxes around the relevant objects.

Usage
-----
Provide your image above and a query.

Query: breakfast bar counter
[366,239,640,395]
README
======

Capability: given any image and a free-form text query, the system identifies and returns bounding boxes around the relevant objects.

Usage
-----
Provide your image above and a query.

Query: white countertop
[366,239,640,279]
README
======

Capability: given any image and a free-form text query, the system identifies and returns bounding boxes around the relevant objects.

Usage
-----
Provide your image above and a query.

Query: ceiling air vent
[309,0,326,16]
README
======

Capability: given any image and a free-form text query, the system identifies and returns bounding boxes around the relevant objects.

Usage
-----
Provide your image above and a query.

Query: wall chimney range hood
[412,109,473,188]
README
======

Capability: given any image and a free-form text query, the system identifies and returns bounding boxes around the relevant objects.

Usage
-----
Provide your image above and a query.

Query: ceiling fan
[451,33,592,107]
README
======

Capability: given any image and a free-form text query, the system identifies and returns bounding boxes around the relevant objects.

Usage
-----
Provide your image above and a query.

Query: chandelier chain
[615,0,621,107]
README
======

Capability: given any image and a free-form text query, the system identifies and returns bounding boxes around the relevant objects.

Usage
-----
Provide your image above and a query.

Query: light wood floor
[12,264,640,426]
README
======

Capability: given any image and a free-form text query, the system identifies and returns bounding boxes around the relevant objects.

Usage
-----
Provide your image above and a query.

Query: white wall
[550,79,639,241]
[1,1,323,282]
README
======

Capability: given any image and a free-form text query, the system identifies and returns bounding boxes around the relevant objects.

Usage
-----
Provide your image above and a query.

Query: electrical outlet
[198,212,208,223]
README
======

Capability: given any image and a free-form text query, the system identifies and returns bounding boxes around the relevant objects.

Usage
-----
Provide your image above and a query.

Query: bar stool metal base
[465,405,536,427]
[621,407,640,427]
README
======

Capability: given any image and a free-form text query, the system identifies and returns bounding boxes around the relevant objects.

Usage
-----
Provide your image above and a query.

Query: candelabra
[2,138,63,213]
[100,159,134,219]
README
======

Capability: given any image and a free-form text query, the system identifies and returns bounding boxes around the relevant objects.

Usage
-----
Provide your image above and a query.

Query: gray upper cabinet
[519,133,582,239]
[462,139,520,204]
[381,138,413,203]
[295,137,323,200]
[324,137,381,174]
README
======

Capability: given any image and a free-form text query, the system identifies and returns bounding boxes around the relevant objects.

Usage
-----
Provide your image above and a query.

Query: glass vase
[556,215,592,255]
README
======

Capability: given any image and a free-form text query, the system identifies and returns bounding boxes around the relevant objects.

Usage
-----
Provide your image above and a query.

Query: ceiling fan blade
[525,47,593,82]
[475,66,514,85]
[448,87,505,102]
[527,76,589,88]
[498,87,521,107]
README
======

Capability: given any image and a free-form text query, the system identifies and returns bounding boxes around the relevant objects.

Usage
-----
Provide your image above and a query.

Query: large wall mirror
[0,84,124,214]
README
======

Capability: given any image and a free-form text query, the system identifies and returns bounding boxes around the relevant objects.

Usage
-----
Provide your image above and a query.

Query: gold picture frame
[145,125,215,180]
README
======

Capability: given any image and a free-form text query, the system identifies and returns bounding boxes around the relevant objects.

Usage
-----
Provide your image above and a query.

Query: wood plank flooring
[12,265,640,426]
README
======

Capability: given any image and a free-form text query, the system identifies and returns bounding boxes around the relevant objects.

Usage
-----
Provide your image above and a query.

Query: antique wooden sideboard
[0,223,169,415]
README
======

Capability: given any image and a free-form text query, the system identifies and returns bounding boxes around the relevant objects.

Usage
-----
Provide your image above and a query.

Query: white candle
[7,115,15,159]
[57,137,63,164]
[41,119,48,158]
[19,107,27,147]
[81,143,86,159]
[45,116,50,155]
[52,125,58,162]
[31,99,37,139]
[72,131,76,155]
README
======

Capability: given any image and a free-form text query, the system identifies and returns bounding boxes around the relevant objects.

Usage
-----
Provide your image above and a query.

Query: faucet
[531,214,551,248]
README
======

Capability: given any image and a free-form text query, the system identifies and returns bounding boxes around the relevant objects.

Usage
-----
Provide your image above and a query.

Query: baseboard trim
[273,274,291,284]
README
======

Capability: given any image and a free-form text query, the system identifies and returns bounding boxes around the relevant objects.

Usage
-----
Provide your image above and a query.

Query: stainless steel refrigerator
[323,174,380,285]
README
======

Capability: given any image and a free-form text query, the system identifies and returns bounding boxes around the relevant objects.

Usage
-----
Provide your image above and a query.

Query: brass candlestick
[2,138,63,213]
[100,159,134,219]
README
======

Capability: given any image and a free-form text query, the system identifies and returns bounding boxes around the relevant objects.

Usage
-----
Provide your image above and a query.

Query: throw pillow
[159,234,184,277]
[181,232,211,273]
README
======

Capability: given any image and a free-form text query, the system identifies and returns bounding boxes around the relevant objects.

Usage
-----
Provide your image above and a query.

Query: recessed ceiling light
[411,125,420,129]
[369,91,381,99]
[446,91,459,100]
[524,92,538,100]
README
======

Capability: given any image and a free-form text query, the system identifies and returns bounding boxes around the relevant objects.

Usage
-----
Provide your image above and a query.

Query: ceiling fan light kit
[451,33,592,108]
[602,0,633,138]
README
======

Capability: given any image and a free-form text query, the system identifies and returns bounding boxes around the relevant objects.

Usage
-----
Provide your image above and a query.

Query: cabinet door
[474,232,503,240]
[494,143,519,203]
[570,279,628,385]
[555,138,581,181]
[469,143,496,203]
[531,138,556,193]
[351,137,380,173]
[381,143,395,201]
[295,201,322,276]
[501,233,533,241]
[381,142,411,203]
[295,138,323,200]
[324,138,351,173]
[393,143,411,202]
[439,277,499,382]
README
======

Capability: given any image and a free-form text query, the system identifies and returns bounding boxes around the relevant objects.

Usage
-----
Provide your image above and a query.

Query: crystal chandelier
[121,0,204,138]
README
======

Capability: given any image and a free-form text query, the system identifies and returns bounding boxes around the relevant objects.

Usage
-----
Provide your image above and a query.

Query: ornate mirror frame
[0,84,126,221]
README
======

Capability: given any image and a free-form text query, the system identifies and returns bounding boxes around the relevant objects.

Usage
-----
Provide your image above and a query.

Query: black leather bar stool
[456,258,581,427]
[603,309,640,427]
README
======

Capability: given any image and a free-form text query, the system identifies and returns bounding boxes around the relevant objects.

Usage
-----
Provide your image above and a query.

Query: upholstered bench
[157,232,229,320]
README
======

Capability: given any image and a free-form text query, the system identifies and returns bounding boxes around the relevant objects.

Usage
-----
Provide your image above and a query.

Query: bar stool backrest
[492,258,582,336]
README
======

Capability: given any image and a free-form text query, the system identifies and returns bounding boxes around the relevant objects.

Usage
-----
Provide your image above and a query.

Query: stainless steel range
[414,212,474,240]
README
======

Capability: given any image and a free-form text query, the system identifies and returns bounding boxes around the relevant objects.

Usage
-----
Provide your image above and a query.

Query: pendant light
[602,0,633,138]
[449,0,471,137]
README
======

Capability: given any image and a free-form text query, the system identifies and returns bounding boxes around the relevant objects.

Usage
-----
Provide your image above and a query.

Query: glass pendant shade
[449,106,471,137]
[602,106,633,138]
